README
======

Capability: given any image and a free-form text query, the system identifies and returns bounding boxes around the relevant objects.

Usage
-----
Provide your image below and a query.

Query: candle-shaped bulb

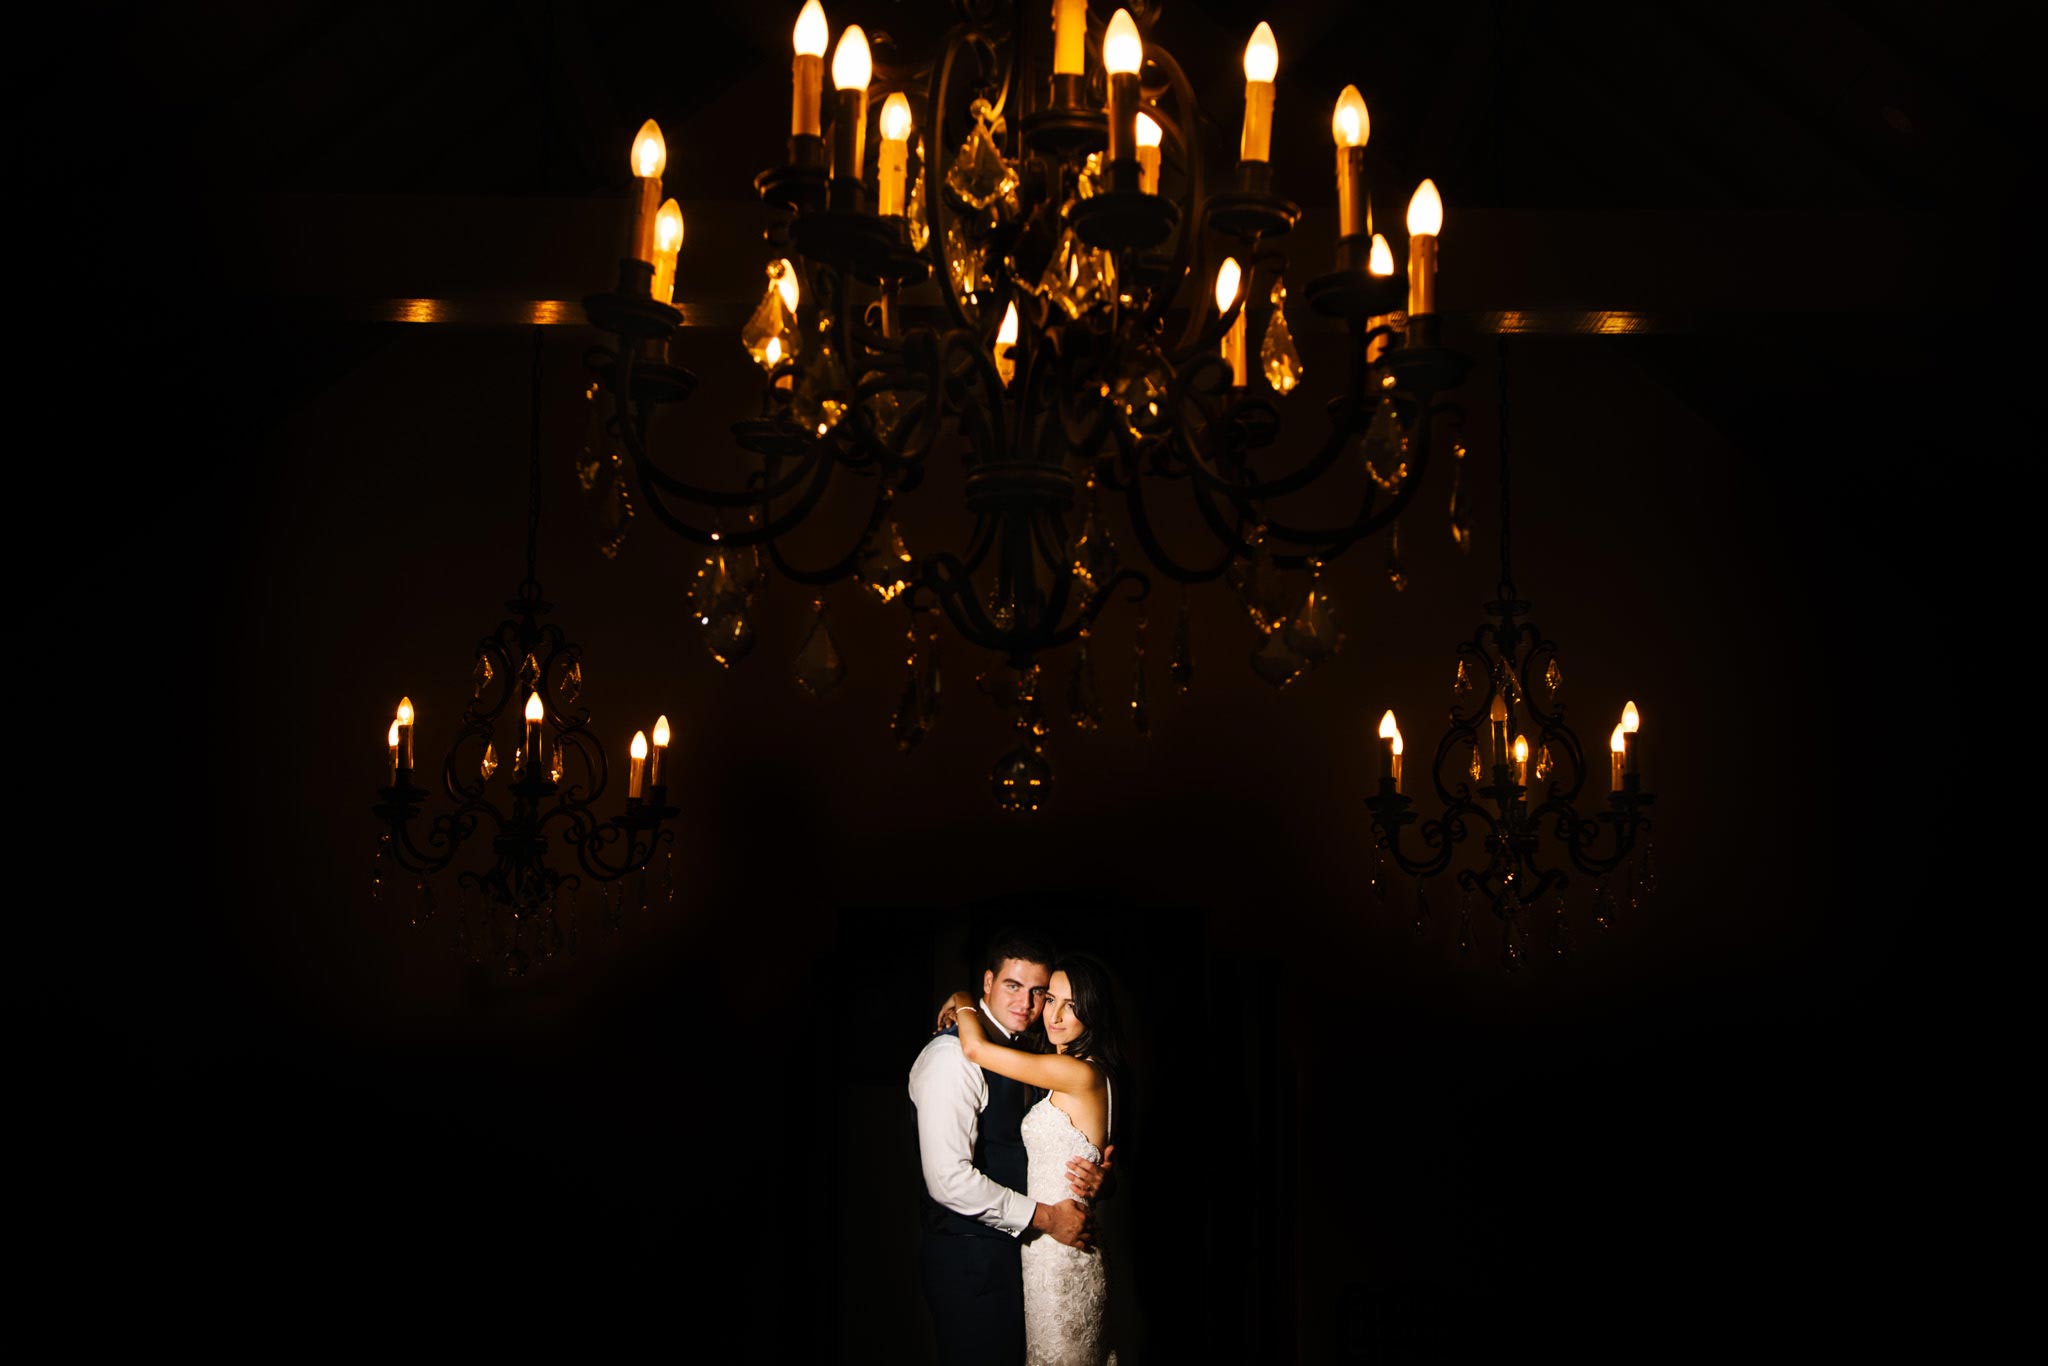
[1378,709,1400,742]
[396,697,415,727]
[1611,723,1628,754]
[655,199,684,254]
[997,301,1019,346]
[832,24,871,90]
[1243,22,1278,82]
[524,691,545,723]
[765,335,782,366]
[631,119,667,179]
[1391,729,1404,757]
[1368,233,1394,275]
[1136,112,1163,148]
[387,719,400,748]
[1103,9,1142,75]
[995,301,1019,384]
[653,714,672,748]
[1215,257,1242,311]
[631,730,649,761]
[1621,700,1641,733]
[879,91,912,142]
[1489,694,1507,723]
[793,0,829,57]
[1333,84,1369,147]
[1407,178,1443,236]
[1514,734,1529,764]
[775,258,801,313]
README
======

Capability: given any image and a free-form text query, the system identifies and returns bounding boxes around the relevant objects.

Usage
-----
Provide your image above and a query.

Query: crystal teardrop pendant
[1067,629,1103,731]
[790,330,849,436]
[1260,279,1303,394]
[701,609,756,669]
[1453,657,1475,696]
[691,547,746,624]
[794,599,846,698]
[990,741,1054,814]
[1111,355,1172,439]
[519,653,540,688]
[943,215,991,306]
[947,116,1019,211]
[1385,522,1409,592]
[1448,437,1472,550]
[473,652,495,697]
[480,742,498,781]
[558,660,582,706]
[1469,743,1485,784]
[1170,598,1193,693]
[1249,628,1306,689]
[1543,657,1563,697]
[1282,583,1345,664]
[548,746,565,784]
[906,138,930,251]
[1534,743,1555,782]
[1593,879,1617,931]
[576,378,609,492]
[595,452,633,558]
[858,521,915,604]
[741,260,801,373]
[1360,399,1412,491]
[1226,525,1293,635]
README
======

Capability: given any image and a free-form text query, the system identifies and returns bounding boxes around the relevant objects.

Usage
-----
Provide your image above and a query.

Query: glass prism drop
[558,660,582,706]
[1260,279,1303,394]
[859,521,916,604]
[990,742,1053,814]
[1249,629,1306,689]
[906,138,930,251]
[793,601,846,698]
[1282,585,1345,665]
[741,261,800,373]
[480,742,498,781]
[1067,632,1102,731]
[946,118,1019,211]
[701,610,756,669]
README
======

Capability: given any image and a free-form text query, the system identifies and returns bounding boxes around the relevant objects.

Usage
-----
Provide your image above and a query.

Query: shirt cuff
[995,1185,1036,1237]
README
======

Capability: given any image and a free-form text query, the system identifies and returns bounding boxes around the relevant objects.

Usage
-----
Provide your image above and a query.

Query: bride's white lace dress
[1020,1086,1115,1366]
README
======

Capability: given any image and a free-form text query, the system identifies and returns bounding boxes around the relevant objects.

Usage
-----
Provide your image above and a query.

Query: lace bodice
[1019,1087,1115,1366]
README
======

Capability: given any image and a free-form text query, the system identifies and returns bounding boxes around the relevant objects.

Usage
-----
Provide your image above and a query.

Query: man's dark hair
[1050,953,1126,1095]
[983,927,1057,978]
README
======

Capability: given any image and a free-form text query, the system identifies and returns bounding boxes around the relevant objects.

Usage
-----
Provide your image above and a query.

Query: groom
[908,929,1106,1366]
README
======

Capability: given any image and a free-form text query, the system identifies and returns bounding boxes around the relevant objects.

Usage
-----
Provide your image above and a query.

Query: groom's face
[982,957,1052,1035]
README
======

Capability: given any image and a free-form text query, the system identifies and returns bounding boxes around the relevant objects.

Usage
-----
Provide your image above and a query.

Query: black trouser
[919,1230,1023,1366]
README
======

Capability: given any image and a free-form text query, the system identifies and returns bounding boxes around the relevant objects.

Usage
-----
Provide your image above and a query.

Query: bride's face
[1043,971,1085,1050]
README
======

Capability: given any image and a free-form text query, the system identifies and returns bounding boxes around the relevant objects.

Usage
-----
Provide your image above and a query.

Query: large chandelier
[372,332,680,975]
[581,0,1472,807]
[1366,343,1656,969]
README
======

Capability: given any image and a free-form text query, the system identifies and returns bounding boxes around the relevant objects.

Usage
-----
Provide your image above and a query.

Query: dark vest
[919,1022,1044,1238]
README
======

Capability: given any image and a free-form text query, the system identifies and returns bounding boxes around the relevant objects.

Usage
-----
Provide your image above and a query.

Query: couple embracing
[908,930,1126,1365]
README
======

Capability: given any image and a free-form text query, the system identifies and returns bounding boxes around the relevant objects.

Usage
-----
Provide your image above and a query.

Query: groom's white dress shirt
[908,1002,1036,1237]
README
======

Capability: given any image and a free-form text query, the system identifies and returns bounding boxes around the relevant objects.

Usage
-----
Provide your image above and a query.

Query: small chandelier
[372,332,680,975]
[1366,342,1657,968]
[580,1,1472,806]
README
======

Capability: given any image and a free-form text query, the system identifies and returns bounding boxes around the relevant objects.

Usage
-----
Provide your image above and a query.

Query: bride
[939,954,1125,1366]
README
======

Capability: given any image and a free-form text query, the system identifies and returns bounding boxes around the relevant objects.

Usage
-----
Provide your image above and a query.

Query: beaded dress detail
[1019,1081,1115,1366]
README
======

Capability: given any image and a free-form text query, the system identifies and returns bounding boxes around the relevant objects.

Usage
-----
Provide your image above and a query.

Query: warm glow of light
[765,336,782,366]
[1378,710,1399,742]
[1215,256,1242,311]
[775,259,800,313]
[1332,84,1369,147]
[653,714,673,747]
[1243,22,1278,83]
[631,119,666,178]
[997,301,1019,344]
[396,697,415,726]
[1610,723,1627,754]
[630,730,649,760]
[1103,9,1142,75]
[1622,700,1641,733]
[880,92,913,142]
[525,691,545,722]
[1514,734,1529,764]
[1135,112,1162,148]
[1490,694,1508,722]
[387,720,400,747]
[832,25,871,90]
[1407,178,1443,236]
[1392,731,1404,757]
[793,0,829,57]
[1368,233,1394,275]
[655,199,684,253]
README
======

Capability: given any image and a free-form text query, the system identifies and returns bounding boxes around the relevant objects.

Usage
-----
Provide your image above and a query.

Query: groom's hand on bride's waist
[1065,1145,1114,1203]
[1031,1197,1094,1250]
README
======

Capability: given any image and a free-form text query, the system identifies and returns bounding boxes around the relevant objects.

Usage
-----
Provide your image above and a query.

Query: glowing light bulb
[387,720,400,747]
[1621,700,1641,733]
[1611,723,1628,754]
[1378,710,1399,742]
[1136,112,1163,148]
[655,200,684,254]
[1215,257,1242,311]
[776,259,800,313]
[1391,731,1404,757]
[396,697,415,727]
[1333,84,1369,147]
[1407,178,1443,237]
[1514,735,1529,764]
[1104,9,1142,75]
[1368,233,1394,275]
[765,335,782,366]
[1243,22,1278,82]
[631,120,666,179]
[832,24,871,90]
[996,301,1019,346]
[995,301,1019,384]
[793,0,828,57]
[631,730,649,760]
[525,691,545,723]
[653,714,672,748]
[880,91,913,142]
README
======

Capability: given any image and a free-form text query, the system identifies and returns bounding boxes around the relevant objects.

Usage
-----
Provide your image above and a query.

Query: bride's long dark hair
[1052,952,1126,1088]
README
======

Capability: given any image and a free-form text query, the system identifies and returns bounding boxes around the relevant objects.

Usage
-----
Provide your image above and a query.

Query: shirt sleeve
[907,1035,1036,1237]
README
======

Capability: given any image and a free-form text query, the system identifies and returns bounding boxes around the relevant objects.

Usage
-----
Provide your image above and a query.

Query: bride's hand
[932,989,976,1034]
[1066,1144,1115,1203]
